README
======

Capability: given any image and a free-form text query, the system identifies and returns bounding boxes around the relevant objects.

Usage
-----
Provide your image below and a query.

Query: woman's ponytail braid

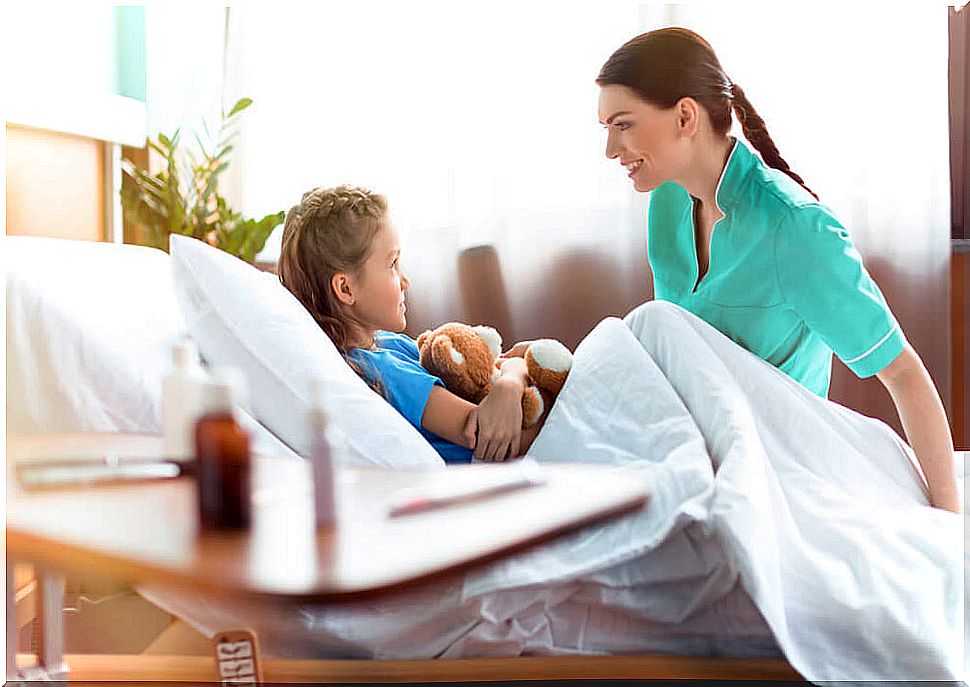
[730,84,819,201]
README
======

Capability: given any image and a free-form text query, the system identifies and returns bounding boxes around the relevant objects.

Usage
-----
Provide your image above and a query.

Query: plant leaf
[227,97,253,118]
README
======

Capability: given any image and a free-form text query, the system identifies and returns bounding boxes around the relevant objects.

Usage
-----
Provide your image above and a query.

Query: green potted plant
[121,97,284,263]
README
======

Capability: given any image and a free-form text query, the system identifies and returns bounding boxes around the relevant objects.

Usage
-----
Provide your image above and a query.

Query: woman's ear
[331,271,356,306]
[674,97,699,137]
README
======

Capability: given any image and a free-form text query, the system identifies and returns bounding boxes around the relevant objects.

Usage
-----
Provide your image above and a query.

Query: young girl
[277,184,547,464]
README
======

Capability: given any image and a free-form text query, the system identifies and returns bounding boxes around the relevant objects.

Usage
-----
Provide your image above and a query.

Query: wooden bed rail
[17,653,804,683]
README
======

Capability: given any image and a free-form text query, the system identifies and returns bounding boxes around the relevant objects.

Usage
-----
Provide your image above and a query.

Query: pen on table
[388,473,544,518]
[14,458,195,490]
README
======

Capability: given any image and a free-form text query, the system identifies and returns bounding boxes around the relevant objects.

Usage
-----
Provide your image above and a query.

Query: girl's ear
[331,271,356,306]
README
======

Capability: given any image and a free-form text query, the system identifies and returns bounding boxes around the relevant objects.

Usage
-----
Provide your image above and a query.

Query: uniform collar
[712,136,753,214]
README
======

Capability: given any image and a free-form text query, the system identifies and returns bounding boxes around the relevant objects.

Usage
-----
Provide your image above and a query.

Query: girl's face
[349,222,410,333]
[598,84,688,193]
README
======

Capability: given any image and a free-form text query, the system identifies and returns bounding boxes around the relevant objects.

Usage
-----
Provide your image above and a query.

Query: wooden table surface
[6,433,650,603]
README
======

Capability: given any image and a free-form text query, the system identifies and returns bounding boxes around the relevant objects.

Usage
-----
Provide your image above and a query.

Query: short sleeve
[774,206,906,378]
[354,338,444,429]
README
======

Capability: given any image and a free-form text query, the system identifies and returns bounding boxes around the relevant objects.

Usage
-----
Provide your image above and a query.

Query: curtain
[949,5,968,446]
[226,2,649,345]
[951,5,968,240]
[227,3,952,431]
[142,7,229,171]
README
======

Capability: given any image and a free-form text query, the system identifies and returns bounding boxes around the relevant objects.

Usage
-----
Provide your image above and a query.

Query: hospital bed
[5,234,809,681]
[7,232,966,684]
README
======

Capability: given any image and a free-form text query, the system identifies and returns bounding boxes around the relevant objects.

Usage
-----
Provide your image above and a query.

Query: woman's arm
[876,344,961,513]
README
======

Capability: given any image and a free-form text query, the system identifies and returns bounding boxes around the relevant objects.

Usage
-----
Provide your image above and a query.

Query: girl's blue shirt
[348,331,474,464]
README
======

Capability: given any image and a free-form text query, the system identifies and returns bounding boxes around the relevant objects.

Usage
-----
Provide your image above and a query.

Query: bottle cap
[172,339,199,368]
[201,367,247,414]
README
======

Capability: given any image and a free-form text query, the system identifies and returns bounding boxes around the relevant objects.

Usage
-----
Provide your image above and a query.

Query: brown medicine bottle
[194,368,251,529]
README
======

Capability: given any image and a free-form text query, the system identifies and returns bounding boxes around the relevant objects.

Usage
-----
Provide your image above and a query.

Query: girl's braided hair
[278,184,389,393]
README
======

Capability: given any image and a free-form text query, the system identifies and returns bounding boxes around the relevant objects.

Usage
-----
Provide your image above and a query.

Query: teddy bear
[415,322,572,428]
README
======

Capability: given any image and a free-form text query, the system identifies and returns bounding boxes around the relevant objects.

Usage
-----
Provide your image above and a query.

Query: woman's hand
[473,357,529,461]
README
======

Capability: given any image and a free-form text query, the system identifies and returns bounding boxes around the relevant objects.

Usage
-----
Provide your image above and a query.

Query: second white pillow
[169,234,444,470]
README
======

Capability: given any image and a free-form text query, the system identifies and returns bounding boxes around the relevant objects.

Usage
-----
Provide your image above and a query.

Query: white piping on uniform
[691,138,739,293]
[843,324,898,364]
[713,137,740,218]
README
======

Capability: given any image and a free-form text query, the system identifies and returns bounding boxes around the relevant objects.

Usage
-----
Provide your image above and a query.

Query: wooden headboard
[6,124,106,242]
[5,91,147,243]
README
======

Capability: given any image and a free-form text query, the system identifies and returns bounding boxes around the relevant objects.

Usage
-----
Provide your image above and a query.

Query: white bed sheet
[470,304,962,681]
[142,306,963,683]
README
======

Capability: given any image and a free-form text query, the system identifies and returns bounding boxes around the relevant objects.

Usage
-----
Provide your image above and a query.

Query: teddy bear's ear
[471,326,502,358]
[430,333,466,371]
[416,330,431,350]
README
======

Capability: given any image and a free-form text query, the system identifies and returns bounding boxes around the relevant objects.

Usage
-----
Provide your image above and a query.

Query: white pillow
[5,236,301,461]
[169,234,444,469]
[6,237,183,435]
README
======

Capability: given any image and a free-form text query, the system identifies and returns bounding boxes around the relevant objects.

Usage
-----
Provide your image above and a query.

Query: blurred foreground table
[5,432,649,680]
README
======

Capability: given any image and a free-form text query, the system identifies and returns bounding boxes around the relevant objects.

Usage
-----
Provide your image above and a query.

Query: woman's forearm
[878,347,960,513]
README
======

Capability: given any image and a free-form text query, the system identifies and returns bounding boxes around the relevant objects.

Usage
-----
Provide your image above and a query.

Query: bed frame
[17,653,803,683]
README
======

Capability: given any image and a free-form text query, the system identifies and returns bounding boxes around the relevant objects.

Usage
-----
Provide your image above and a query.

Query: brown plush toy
[415,322,572,428]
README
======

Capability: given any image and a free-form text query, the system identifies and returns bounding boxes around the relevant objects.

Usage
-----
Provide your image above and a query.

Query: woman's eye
[615,122,630,131]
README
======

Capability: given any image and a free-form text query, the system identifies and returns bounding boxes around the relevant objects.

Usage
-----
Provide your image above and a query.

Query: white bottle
[308,377,337,527]
[162,340,204,460]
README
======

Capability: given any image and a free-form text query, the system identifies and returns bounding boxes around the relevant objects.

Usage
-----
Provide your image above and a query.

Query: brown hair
[278,184,389,391]
[597,27,818,201]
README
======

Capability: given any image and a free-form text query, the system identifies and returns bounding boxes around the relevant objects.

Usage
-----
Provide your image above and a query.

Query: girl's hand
[463,409,478,450]
[474,358,528,461]
[498,340,534,360]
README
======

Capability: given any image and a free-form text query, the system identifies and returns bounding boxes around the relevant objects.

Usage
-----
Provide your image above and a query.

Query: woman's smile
[624,159,644,178]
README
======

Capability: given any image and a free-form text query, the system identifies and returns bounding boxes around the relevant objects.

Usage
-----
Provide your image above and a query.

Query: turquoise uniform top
[647,137,905,397]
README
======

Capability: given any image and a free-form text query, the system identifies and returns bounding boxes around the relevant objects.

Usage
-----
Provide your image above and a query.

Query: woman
[595,27,959,512]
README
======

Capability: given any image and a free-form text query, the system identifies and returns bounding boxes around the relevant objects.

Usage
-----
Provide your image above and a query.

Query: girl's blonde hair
[278,185,389,392]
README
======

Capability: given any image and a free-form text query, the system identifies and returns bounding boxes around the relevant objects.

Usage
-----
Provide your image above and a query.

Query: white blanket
[142,303,962,681]
[466,303,962,681]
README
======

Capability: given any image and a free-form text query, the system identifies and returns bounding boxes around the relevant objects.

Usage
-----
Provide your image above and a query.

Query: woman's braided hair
[278,184,389,393]
[597,27,818,201]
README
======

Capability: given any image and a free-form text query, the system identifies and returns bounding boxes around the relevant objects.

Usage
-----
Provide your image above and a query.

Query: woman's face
[598,84,687,193]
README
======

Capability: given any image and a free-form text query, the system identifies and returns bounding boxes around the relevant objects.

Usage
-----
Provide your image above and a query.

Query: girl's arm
[498,340,535,360]
[420,358,548,462]
[876,343,961,513]
[421,387,478,449]
[420,358,533,462]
